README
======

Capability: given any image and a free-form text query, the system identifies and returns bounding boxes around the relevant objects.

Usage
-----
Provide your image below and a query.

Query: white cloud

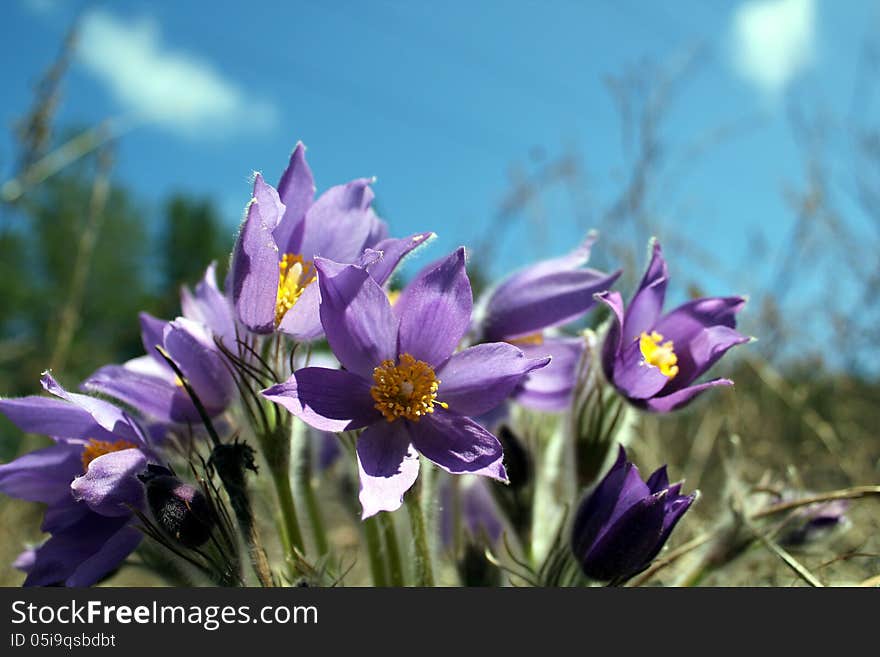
[731,0,816,95]
[77,10,277,138]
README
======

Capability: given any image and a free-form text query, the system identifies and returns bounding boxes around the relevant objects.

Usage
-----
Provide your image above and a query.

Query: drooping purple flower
[474,234,620,411]
[571,445,696,583]
[82,263,237,425]
[596,240,750,412]
[230,142,432,339]
[0,374,155,586]
[262,248,550,518]
[768,492,850,547]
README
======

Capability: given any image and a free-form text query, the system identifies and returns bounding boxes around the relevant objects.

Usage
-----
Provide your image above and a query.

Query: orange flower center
[370,353,447,422]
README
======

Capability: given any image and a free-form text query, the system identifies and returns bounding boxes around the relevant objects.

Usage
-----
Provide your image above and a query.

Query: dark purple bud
[570,445,695,583]
[778,497,849,547]
[139,466,215,549]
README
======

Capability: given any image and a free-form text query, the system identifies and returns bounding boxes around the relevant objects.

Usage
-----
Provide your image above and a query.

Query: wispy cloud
[77,10,277,138]
[730,0,816,96]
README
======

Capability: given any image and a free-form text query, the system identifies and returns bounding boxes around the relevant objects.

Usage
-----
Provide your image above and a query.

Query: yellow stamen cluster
[81,438,138,472]
[639,331,679,379]
[276,253,316,326]
[371,353,447,422]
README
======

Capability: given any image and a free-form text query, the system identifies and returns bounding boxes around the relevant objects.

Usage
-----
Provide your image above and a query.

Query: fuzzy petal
[180,262,237,348]
[513,337,585,412]
[622,240,668,343]
[299,179,376,263]
[0,443,82,504]
[436,342,550,417]
[641,378,734,413]
[22,513,138,587]
[163,318,236,415]
[262,367,379,432]
[230,187,282,334]
[315,258,398,378]
[71,449,147,517]
[274,142,316,254]
[276,280,323,340]
[83,365,197,424]
[410,410,507,481]
[395,248,473,368]
[366,232,435,286]
[41,373,143,445]
[356,421,420,518]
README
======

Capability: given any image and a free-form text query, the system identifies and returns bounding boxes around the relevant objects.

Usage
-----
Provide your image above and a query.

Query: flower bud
[139,465,215,549]
[571,445,695,583]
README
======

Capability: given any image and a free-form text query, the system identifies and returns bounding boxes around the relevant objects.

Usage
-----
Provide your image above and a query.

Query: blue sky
[3,1,879,343]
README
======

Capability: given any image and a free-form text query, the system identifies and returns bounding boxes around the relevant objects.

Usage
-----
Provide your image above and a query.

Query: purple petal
[262,367,379,432]
[83,365,197,424]
[622,240,668,343]
[314,258,398,378]
[276,280,323,340]
[653,296,746,345]
[596,290,625,381]
[252,172,286,231]
[512,337,585,412]
[436,342,550,417]
[163,318,236,415]
[395,248,473,368]
[667,324,749,390]
[0,443,82,504]
[22,513,136,587]
[481,267,620,341]
[366,231,435,286]
[180,262,237,348]
[65,524,143,587]
[41,373,143,445]
[230,186,282,334]
[479,234,617,340]
[139,312,171,372]
[356,421,420,518]
[572,446,631,555]
[610,338,671,400]
[645,465,669,494]
[582,492,668,581]
[409,410,507,481]
[641,378,734,412]
[274,142,316,254]
[299,179,376,263]
[71,448,147,517]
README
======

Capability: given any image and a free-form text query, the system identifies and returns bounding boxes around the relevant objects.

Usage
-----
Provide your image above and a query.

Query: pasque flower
[474,234,620,411]
[230,142,432,339]
[596,240,749,412]
[263,248,549,518]
[0,374,156,586]
[571,445,695,582]
[83,264,236,424]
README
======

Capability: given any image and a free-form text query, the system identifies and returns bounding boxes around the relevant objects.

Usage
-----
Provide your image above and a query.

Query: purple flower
[0,374,154,586]
[83,264,237,425]
[230,142,432,339]
[475,234,620,411]
[596,241,749,412]
[262,248,549,518]
[571,445,695,582]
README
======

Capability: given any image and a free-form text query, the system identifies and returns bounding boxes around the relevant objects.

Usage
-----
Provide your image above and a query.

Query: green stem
[271,465,306,560]
[380,513,405,586]
[406,486,435,586]
[293,423,329,555]
[363,516,388,587]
